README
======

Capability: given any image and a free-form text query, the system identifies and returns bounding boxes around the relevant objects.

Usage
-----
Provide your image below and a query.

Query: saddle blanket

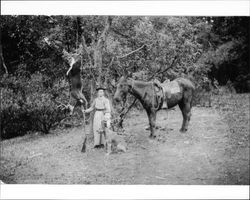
[161,80,181,97]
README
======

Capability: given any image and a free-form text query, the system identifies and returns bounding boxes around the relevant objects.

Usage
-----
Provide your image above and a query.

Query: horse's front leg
[147,110,156,138]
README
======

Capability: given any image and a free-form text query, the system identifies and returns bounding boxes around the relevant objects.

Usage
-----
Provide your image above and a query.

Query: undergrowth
[213,93,250,148]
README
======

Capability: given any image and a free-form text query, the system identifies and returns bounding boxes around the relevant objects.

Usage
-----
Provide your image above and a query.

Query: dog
[102,120,127,155]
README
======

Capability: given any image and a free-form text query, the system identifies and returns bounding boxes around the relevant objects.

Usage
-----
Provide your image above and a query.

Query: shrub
[1,103,32,139]
[27,92,68,134]
[0,73,69,139]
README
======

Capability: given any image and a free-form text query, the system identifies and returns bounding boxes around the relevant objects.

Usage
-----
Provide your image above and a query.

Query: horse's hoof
[179,128,187,133]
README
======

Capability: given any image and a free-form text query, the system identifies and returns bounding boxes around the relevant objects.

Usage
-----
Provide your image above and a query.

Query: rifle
[81,103,87,153]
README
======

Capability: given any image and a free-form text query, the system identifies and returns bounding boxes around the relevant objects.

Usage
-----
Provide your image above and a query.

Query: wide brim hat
[96,86,107,91]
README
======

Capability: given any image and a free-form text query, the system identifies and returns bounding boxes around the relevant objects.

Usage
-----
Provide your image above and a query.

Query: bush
[27,92,68,134]
[0,73,69,139]
[1,104,32,139]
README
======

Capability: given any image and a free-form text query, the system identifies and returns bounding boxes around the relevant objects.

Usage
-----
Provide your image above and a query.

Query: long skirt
[93,111,111,146]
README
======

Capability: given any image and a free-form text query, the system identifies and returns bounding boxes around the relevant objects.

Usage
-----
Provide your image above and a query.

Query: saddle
[153,79,181,109]
[153,80,167,109]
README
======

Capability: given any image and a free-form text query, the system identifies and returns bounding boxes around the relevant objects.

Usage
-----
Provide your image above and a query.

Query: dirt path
[0,107,249,184]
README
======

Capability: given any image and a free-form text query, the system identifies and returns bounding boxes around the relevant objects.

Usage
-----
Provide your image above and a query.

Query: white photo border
[0,0,249,200]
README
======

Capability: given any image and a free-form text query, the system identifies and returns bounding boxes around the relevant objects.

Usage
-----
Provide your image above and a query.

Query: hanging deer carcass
[66,56,88,152]
[44,38,88,152]
[65,55,88,115]
[43,38,88,114]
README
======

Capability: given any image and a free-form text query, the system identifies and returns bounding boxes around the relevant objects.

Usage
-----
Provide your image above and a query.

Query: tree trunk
[84,16,113,135]
[0,43,8,74]
[94,16,113,85]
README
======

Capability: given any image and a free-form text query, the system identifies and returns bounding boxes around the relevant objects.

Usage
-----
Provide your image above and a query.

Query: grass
[213,93,250,148]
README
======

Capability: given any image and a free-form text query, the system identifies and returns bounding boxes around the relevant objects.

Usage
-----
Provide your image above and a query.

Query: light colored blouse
[92,96,111,113]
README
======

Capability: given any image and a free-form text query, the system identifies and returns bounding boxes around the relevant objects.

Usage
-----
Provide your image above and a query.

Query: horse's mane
[128,78,157,109]
[128,78,152,89]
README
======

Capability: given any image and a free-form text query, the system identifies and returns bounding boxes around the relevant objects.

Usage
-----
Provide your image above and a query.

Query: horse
[114,75,195,138]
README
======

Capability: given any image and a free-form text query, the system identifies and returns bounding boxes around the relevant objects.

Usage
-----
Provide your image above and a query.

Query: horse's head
[114,76,132,103]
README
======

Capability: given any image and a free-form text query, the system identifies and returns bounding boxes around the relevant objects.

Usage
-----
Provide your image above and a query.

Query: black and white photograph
[0,1,249,198]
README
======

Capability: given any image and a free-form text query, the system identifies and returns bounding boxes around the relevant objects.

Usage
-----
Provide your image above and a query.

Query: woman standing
[84,86,111,148]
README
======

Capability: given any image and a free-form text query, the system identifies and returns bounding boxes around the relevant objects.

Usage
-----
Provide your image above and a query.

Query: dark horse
[114,76,195,138]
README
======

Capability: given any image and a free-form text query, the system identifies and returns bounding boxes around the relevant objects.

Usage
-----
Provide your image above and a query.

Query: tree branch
[117,55,178,124]
[1,54,8,74]
[0,44,8,74]
[111,28,130,39]
[95,16,113,84]
[148,55,178,80]
[75,17,80,50]
[96,16,113,49]
[117,44,146,59]
[104,57,115,85]
[81,35,93,66]
[160,55,178,74]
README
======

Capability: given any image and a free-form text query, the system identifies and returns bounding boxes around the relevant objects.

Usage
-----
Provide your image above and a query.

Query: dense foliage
[0,16,249,139]
[0,72,68,138]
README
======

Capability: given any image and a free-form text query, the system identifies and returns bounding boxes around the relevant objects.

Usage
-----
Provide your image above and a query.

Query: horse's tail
[186,80,197,107]
[177,77,197,106]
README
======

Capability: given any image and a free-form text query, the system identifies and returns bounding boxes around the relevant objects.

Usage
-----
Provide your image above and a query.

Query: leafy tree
[1,16,249,139]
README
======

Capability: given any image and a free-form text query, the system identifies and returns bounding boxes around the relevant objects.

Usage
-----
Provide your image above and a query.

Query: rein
[128,78,135,93]
[114,78,163,129]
